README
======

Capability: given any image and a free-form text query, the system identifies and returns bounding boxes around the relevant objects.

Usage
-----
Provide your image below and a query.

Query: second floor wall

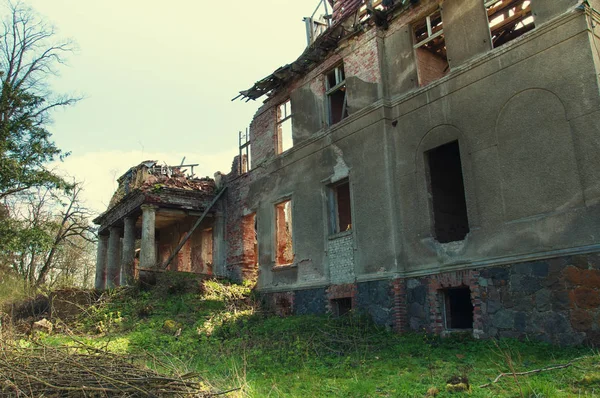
[244,0,589,170]
[226,2,600,291]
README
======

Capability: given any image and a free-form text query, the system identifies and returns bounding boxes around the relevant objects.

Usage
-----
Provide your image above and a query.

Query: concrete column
[106,226,122,289]
[94,235,109,289]
[121,216,136,285]
[140,205,157,269]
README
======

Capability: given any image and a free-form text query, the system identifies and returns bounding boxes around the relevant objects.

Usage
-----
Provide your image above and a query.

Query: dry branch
[0,341,227,397]
[479,358,585,388]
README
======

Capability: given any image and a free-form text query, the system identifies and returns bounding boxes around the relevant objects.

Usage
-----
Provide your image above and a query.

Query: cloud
[51,149,237,215]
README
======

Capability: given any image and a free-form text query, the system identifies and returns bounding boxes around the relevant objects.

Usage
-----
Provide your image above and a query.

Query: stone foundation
[261,252,600,345]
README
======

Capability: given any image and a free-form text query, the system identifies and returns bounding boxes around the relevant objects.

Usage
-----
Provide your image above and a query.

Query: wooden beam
[160,187,227,270]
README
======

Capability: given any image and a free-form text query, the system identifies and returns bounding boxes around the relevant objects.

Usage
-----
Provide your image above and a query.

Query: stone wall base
[260,252,600,345]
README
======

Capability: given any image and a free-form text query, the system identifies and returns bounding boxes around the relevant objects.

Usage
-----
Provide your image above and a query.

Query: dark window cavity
[444,287,474,329]
[332,297,352,316]
[426,141,469,243]
[329,179,352,234]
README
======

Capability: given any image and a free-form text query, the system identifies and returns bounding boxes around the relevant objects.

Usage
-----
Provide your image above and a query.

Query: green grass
[39,276,600,397]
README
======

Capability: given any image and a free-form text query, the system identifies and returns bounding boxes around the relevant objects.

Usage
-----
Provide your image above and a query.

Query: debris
[32,318,53,334]
[445,375,470,392]
[479,359,582,388]
[0,341,218,396]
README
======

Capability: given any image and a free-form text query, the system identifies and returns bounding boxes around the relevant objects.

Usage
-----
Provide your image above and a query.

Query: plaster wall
[227,5,600,296]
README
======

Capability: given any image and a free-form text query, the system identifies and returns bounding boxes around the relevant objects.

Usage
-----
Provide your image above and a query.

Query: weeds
[3,277,594,397]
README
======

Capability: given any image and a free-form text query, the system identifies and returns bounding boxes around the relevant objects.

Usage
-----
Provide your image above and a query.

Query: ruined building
[95,0,600,345]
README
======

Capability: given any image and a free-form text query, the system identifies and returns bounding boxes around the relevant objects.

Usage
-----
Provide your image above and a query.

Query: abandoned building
[95,0,600,345]
[93,161,217,288]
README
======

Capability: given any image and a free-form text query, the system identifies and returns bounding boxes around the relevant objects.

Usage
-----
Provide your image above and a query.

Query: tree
[1,183,95,287]
[0,1,77,201]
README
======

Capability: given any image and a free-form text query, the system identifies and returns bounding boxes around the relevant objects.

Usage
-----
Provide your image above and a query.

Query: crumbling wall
[156,217,213,274]
[401,253,600,345]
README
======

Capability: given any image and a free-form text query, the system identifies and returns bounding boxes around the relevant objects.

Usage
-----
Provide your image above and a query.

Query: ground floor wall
[260,251,600,346]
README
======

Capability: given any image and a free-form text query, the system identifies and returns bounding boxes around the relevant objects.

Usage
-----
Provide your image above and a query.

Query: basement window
[277,100,293,154]
[443,287,474,329]
[426,141,469,243]
[486,0,534,48]
[413,9,449,86]
[328,179,352,234]
[275,199,294,266]
[326,64,348,125]
[332,297,352,316]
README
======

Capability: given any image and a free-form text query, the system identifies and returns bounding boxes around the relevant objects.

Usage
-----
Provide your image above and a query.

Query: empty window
[332,297,352,316]
[444,287,473,329]
[328,179,352,234]
[326,64,348,125]
[242,213,258,272]
[486,0,534,48]
[201,228,213,274]
[277,100,293,154]
[426,141,469,243]
[413,9,449,86]
[275,200,294,266]
[239,129,251,172]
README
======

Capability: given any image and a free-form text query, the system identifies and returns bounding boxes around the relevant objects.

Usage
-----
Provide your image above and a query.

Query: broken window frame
[276,99,293,154]
[412,8,449,86]
[325,64,348,126]
[239,128,251,172]
[485,0,534,48]
[413,10,444,49]
[328,178,353,235]
[274,198,294,266]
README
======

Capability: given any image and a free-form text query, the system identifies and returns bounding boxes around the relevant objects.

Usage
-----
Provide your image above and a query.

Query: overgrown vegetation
[9,275,595,397]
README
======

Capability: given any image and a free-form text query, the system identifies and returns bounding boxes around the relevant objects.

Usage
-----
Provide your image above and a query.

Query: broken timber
[160,187,227,270]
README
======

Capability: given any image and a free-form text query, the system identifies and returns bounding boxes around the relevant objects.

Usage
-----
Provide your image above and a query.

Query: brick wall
[344,35,382,84]
[415,47,448,86]
[327,234,355,284]
[400,253,600,345]
[326,283,357,313]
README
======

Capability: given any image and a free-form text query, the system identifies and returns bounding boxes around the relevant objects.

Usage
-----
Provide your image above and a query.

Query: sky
[19,0,321,214]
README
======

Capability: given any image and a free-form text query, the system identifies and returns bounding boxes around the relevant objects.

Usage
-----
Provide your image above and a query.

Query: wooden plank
[160,187,228,270]
[490,8,531,36]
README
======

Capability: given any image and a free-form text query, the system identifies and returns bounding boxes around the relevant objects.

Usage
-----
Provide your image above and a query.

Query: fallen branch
[0,341,226,396]
[479,358,586,388]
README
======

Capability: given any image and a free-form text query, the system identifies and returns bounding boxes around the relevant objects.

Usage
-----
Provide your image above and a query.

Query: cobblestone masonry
[403,253,600,345]
[328,234,355,284]
[264,252,600,345]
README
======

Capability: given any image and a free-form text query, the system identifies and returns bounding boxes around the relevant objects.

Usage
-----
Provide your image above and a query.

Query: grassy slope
[42,277,600,397]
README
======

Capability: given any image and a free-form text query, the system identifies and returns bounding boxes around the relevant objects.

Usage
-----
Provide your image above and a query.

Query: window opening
[275,200,294,265]
[242,213,258,272]
[413,9,449,86]
[326,64,348,125]
[329,179,352,234]
[277,100,293,154]
[485,0,534,48]
[200,228,213,274]
[426,141,469,243]
[332,297,352,316]
[443,287,473,329]
[239,128,251,172]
